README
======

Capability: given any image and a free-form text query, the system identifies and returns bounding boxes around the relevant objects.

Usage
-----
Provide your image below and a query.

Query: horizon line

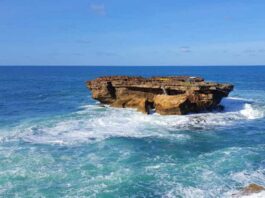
[1,65,265,67]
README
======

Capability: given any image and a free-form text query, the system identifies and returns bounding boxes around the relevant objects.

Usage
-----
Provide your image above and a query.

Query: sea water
[0,66,264,197]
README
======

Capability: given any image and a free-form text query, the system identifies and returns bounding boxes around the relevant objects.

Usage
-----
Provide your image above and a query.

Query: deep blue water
[0,66,264,197]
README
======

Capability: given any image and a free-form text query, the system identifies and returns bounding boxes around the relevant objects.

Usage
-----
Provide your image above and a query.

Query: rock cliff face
[87,76,233,115]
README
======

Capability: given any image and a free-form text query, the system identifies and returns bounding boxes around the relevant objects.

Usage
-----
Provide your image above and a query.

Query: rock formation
[232,184,265,197]
[87,76,233,115]
[240,184,265,195]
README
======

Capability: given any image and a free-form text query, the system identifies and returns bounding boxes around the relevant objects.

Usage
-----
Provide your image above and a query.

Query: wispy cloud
[71,52,84,56]
[224,16,234,21]
[76,39,91,44]
[243,48,265,54]
[48,52,84,57]
[89,3,106,16]
[96,51,119,57]
[180,46,191,53]
[243,49,255,54]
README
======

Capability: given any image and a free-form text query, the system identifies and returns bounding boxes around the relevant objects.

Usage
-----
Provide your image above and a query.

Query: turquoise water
[0,66,264,197]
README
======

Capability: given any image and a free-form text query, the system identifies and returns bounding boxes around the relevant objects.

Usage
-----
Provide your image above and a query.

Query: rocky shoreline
[87,76,234,115]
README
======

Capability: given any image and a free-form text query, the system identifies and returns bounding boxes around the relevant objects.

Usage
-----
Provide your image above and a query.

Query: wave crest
[1,97,264,145]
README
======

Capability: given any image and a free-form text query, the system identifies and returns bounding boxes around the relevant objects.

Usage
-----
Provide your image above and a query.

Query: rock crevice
[87,76,233,115]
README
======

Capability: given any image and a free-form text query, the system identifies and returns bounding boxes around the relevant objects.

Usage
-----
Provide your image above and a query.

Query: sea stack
[87,76,233,115]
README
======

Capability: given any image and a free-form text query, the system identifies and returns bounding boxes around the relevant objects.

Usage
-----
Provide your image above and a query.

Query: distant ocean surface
[0,66,265,198]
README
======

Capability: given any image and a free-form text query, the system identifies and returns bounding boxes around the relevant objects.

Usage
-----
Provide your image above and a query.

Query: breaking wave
[1,97,264,145]
[162,146,265,198]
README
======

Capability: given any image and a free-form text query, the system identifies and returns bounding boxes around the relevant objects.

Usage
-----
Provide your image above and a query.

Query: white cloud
[180,46,191,53]
[89,3,106,16]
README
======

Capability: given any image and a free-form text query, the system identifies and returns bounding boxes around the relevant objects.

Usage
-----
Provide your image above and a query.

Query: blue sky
[0,0,265,66]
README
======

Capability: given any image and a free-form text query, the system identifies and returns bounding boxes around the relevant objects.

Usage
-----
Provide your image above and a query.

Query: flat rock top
[87,76,233,91]
[88,75,204,84]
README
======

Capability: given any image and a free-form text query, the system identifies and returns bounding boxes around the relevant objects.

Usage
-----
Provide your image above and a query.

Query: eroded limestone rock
[87,76,233,115]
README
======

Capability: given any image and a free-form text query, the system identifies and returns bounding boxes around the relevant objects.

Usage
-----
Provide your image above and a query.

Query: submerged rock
[242,184,265,194]
[87,76,233,115]
[233,184,265,197]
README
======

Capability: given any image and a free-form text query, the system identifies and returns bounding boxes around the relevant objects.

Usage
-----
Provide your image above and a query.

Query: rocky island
[87,76,233,115]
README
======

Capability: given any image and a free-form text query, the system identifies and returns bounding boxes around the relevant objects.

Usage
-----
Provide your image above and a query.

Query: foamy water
[1,97,263,146]
[1,96,264,197]
[1,66,265,197]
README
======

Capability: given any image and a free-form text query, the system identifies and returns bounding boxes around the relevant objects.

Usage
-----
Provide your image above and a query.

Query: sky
[0,0,265,66]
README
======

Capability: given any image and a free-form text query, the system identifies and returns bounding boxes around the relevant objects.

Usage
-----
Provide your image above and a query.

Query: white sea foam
[165,182,265,198]
[227,187,265,198]
[163,165,265,198]
[240,191,265,198]
[240,104,264,119]
[231,170,265,187]
[164,186,205,198]
[1,97,264,145]
[160,145,265,198]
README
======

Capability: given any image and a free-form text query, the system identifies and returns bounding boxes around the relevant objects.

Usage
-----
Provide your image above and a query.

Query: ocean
[0,66,264,197]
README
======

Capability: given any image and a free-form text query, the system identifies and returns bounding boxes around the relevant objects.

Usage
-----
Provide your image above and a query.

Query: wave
[163,146,265,198]
[224,169,265,198]
[222,97,264,120]
[240,192,265,198]
[0,97,264,145]
[163,169,265,198]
